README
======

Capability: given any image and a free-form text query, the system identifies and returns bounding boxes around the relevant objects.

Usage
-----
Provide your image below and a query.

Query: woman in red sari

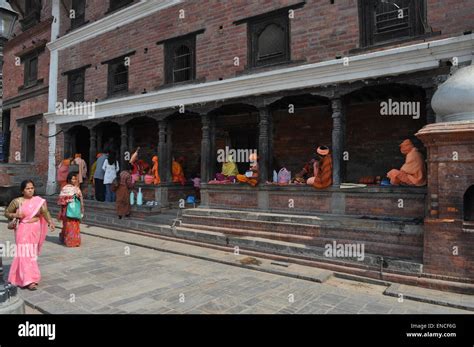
[57,172,84,247]
[4,180,55,290]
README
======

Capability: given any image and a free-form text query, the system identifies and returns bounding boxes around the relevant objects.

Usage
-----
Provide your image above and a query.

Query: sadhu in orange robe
[387,139,426,186]
[152,155,160,185]
[172,159,186,185]
[306,146,333,189]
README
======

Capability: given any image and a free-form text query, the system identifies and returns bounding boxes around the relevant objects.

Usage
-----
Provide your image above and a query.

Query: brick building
[2,0,473,288]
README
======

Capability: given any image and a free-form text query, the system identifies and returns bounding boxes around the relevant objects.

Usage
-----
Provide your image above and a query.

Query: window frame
[358,0,427,47]
[107,0,133,13]
[20,0,41,31]
[106,58,129,97]
[23,53,39,88]
[67,69,86,102]
[164,36,196,85]
[247,12,290,69]
[70,0,87,30]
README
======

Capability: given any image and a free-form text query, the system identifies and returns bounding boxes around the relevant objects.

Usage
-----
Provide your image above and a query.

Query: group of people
[211,139,427,189]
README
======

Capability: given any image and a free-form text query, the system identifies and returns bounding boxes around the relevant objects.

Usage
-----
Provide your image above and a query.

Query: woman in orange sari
[5,180,55,290]
[172,157,186,185]
[57,172,84,247]
[57,158,71,190]
[152,155,160,184]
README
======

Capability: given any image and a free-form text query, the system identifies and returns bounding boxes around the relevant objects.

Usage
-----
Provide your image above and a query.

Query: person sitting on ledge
[306,146,332,189]
[215,155,239,182]
[172,157,186,185]
[236,153,259,187]
[387,139,426,186]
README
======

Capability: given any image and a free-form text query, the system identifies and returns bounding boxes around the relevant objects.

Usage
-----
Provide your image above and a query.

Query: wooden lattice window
[359,0,426,47]
[71,0,86,29]
[23,53,38,87]
[165,36,196,84]
[248,13,290,68]
[68,70,85,102]
[21,0,41,31]
[108,0,133,13]
[108,59,128,96]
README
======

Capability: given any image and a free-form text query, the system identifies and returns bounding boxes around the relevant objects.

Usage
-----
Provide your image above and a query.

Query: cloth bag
[278,168,291,184]
[66,195,82,219]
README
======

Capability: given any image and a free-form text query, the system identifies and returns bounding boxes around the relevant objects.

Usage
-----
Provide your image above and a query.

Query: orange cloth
[313,154,333,189]
[152,156,160,185]
[172,160,186,185]
[236,175,258,187]
[387,144,426,186]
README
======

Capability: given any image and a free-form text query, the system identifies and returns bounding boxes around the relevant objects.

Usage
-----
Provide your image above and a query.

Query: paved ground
[0,219,471,314]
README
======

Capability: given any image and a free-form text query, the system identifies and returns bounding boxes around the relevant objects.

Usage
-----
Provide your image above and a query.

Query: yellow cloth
[222,161,239,177]
[89,160,97,183]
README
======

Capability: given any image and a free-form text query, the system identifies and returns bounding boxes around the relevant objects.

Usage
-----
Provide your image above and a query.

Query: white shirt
[102,160,119,184]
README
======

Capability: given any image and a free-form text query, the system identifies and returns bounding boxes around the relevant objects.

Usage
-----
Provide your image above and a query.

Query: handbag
[7,199,22,230]
[110,178,119,192]
[66,195,82,219]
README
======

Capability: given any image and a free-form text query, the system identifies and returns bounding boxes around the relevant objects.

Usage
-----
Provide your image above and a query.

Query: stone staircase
[176,208,424,273]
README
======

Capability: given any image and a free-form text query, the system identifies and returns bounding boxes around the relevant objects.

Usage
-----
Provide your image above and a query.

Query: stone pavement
[0,218,472,314]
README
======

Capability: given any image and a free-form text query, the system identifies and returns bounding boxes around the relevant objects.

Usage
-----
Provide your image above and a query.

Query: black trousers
[95,178,105,202]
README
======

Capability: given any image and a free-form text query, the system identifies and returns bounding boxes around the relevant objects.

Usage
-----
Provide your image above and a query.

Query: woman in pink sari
[57,172,84,247]
[4,180,55,290]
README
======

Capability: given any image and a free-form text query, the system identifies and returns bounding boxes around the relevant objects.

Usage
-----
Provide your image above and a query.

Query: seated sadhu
[215,155,239,181]
[152,155,160,185]
[306,146,333,189]
[236,153,259,187]
[387,139,426,186]
[292,159,315,183]
[172,157,186,185]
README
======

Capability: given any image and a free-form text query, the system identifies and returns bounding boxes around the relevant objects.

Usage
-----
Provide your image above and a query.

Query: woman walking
[57,172,84,247]
[102,152,119,202]
[116,163,135,219]
[4,180,55,290]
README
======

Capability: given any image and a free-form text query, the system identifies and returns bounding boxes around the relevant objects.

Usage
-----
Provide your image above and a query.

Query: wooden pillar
[166,122,173,182]
[64,130,72,158]
[97,128,103,152]
[200,114,211,182]
[89,127,97,169]
[128,127,135,152]
[258,106,271,184]
[209,115,217,180]
[120,124,128,170]
[331,97,344,187]
[158,120,171,183]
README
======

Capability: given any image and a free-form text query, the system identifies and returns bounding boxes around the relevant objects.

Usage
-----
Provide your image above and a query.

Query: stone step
[183,208,423,230]
[174,225,423,274]
[43,204,423,275]
[181,214,423,246]
[179,223,423,261]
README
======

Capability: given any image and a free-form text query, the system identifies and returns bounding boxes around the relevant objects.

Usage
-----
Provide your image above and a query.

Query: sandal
[27,283,38,291]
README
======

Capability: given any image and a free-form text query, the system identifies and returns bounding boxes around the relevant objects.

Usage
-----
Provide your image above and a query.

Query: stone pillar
[89,127,97,167]
[200,114,211,183]
[258,106,271,184]
[120,124,128,170]
[331,97,344,187]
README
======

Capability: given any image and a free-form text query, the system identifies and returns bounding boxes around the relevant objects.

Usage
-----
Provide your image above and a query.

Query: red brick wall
[56,0,474,103]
